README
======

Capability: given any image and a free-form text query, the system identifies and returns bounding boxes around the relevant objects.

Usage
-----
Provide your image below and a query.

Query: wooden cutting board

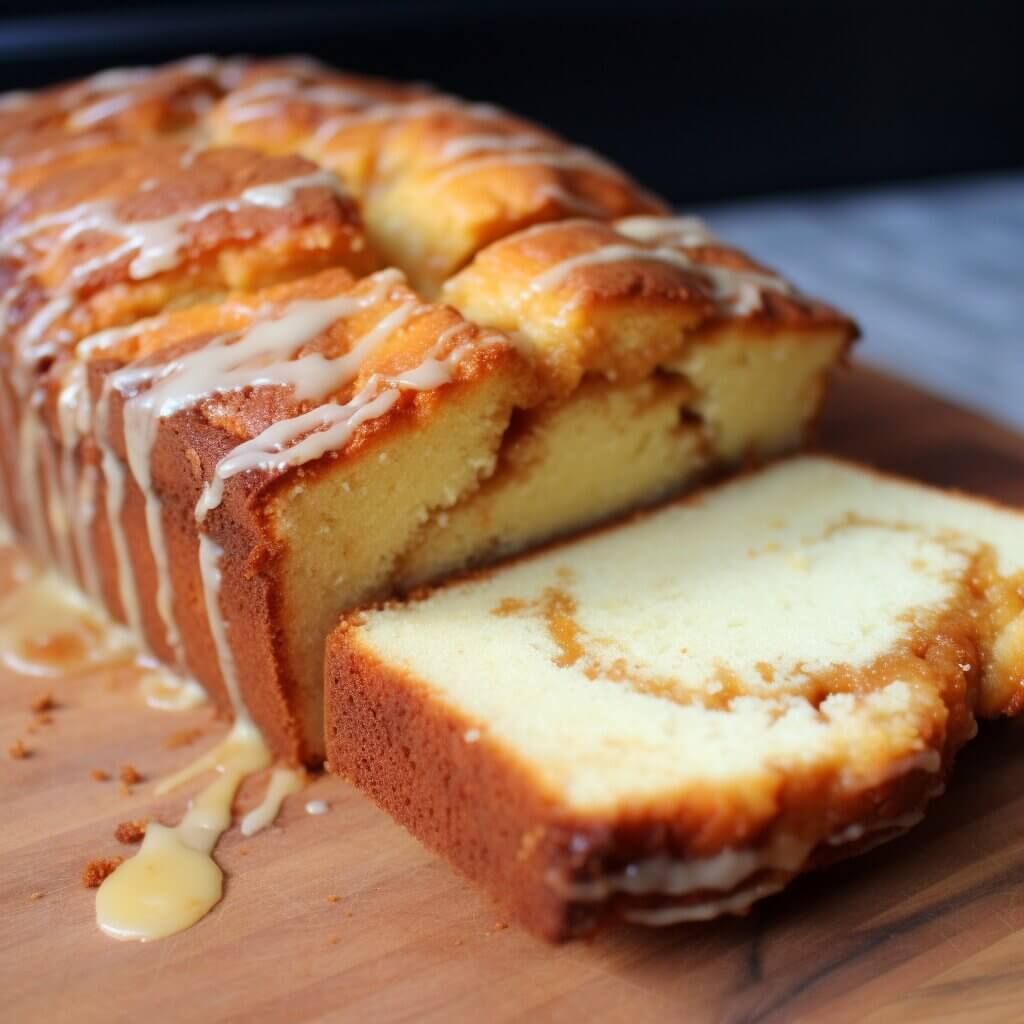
[3,364,1024,1024]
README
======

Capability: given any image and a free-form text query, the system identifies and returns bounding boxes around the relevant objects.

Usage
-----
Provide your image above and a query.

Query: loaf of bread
[0,57,854,762]
[325,457,1024,938]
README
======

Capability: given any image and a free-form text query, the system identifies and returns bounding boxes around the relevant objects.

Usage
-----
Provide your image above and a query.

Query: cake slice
[325,456,1024,939]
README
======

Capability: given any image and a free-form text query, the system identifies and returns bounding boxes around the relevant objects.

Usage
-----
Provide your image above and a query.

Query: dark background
[0,0,1021,206]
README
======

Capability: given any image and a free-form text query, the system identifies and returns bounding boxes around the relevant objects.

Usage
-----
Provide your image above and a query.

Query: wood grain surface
[2,363,1023,1024]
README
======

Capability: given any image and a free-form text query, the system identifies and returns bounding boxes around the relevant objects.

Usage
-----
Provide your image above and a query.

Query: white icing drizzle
[305,799,329,816]
[55,324,140,601]
[94,382,145,638]
[240,767,306,836]
[196,384,400,522]
[197,534,246,720]
[564,780,945,926]
[63,56,241,131]
[5,162,343,301]
[223,79,386,124]
[2,168,343,285]
[624,879,787,926]
[240,169,342,208]
[551,834,810,903]
[434,132,550,165]
[615,215,716,247]
[191,287,421,520]
[68,90,144,130]
[113,281,404,666]
[428,148,620,190]
[194,318,492,522]
[41,426,76,580]
[528,240,790,315]
[310,98,502,150]
[534,185,606,218]
[16,400,53,559]
[826,809,925,847]
[0,389,17,525]
[74,465,103,600]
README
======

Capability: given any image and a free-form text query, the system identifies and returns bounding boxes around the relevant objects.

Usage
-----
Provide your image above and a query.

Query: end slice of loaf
[325,456,1024,939]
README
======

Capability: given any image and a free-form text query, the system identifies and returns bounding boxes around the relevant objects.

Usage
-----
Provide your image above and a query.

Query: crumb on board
[327,934,339,945]
[326,894,340,903]
[115,819,148,844]
[31,693,55,713]
[162,727,204,750]
[494,922,509,931]
[82,857,123,888]
[119,764,142,785]
[33,713,53,727]
[8,739,30,759]
[90,768,111,782]
[29,891,44,901]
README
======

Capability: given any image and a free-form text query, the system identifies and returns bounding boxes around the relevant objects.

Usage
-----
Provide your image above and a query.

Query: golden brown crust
[208,61,432,166]
[1,144,375,376]
[208,69,664,291]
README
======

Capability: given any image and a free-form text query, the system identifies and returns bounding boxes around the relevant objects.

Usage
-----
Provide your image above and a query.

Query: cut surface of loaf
[0,57,855,763]
[326,457,1024,939]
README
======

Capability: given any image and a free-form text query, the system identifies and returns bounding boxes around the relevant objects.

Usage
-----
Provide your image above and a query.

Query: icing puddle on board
[96,720,272,941]
[0,568,134,677]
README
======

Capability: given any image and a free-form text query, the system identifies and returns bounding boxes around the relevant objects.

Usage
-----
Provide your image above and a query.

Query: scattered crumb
[34,712,53,726]
[238,847,249,857]
[326,894,340,903]
[90,768,111,782]
[162,727,204,750]
[119,764,142,785]
[517,825,545,863]
[82,857,123,888]
[114,819,148,844]
[327,934,339,945]
[29,891,44,901]
[494,921,509,931]
[31,693,55,713]
[345,910,353,918]
[8,739,30,760]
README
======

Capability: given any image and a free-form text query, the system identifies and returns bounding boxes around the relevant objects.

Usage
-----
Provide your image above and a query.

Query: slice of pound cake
[325,456,1024,939]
